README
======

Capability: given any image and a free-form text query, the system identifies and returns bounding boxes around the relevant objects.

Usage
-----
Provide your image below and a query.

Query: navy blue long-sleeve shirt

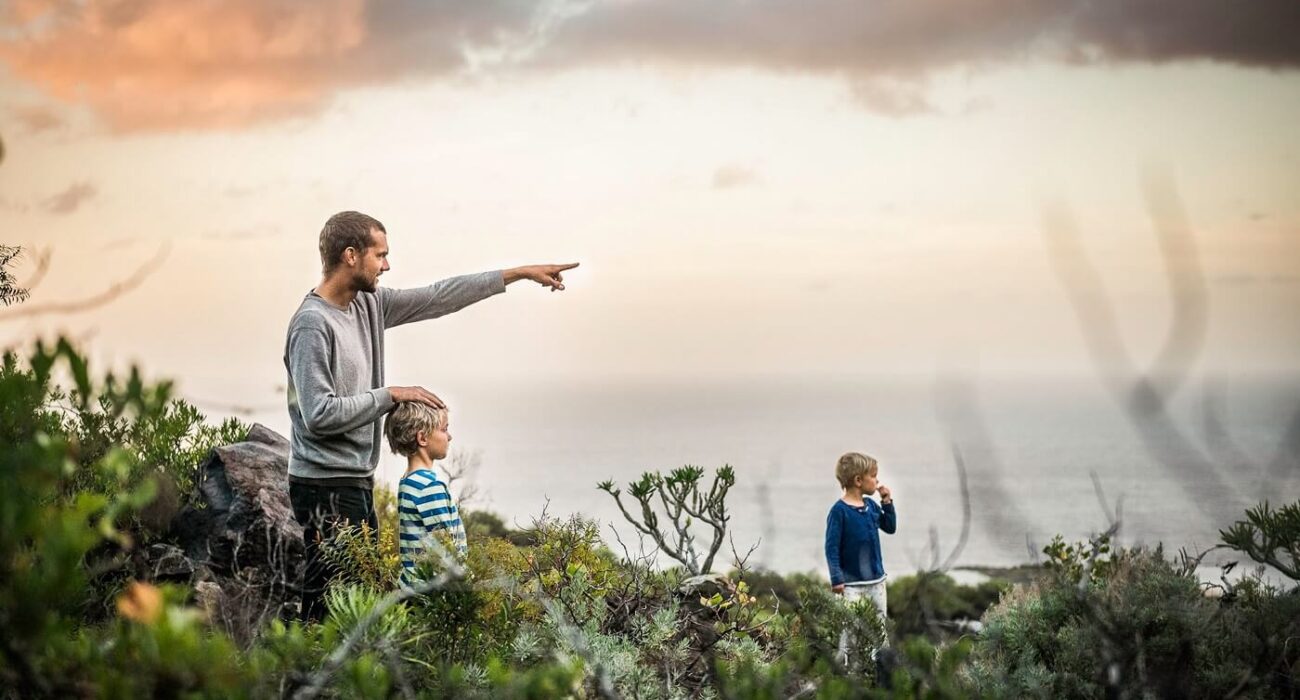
[825,499,897,586]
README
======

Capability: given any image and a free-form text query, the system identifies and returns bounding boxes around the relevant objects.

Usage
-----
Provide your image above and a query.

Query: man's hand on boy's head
[388,386,445,409]
[877,484,892,502]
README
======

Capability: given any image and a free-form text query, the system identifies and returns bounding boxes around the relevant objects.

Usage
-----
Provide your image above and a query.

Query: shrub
[966,534,1300,698]
[599,465,737,575]
[888,572,1007,640]
[0,338,263,696]
[1221,500,1300,582]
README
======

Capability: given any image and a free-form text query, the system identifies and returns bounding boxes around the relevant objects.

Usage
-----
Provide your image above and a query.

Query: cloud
[711,165,759,190]
[42,181,96,214]
[553,0,1300,74]
[850,79,936,117]
[9,104,67,133]
[0,0,1295,131]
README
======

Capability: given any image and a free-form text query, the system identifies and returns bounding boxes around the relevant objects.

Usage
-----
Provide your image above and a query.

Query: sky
[1,0,1298,416]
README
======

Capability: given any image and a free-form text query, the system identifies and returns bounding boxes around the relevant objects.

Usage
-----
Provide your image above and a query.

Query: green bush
[965,534,1300,698]
[12,335,1297,698]
[887,572,1006,640]
[0,338,261,696]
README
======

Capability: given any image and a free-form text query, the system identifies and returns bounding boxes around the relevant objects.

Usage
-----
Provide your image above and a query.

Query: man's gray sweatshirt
[283,271,506,482]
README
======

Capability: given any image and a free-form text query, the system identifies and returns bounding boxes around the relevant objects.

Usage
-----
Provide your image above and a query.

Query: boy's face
[856,469,879,496]
[419,420,451,460]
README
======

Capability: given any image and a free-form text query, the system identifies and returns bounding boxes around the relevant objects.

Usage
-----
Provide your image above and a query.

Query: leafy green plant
[1221,500,1300,581]
[320,518,401,593]
[1041,531,1117,586]
[888,572,1007,640]
[0,337,263,696]
[0,244,29,306]
[599,465,736,575]
[966,534,1299,698]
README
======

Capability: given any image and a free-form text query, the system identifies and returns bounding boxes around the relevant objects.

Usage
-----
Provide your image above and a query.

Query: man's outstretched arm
[381,263,579,329]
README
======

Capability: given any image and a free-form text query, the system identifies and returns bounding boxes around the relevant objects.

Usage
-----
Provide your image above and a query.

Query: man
[284,210,576,621]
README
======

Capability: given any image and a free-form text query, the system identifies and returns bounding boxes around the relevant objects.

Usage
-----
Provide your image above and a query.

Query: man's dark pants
[289,482,378,623]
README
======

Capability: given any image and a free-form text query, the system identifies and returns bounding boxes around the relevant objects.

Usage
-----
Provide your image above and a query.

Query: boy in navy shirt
[825,452,897,627]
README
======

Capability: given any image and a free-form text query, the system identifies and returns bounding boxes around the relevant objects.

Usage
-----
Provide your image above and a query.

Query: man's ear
[343,246,358,267]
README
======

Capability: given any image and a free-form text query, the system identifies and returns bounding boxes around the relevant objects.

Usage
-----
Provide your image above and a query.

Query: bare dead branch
[1039,174,1244,520]
[728,531,761,574]
[1140,165,1208,403]
[1200,378,1254,475]
[936,444,972,572]
[1259,404,1300,501]
[1089,470,1121,532]
[19,246,51,293]
[0,242,171,321]
[935,377,1038,546]
[443,448,482,509]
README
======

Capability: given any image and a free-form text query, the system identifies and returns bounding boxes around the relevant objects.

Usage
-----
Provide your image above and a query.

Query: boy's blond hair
[384,402,448,457]
[835,452,878,488]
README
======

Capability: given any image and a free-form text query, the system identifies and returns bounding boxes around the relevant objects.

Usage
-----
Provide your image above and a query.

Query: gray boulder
[174,423,303,579]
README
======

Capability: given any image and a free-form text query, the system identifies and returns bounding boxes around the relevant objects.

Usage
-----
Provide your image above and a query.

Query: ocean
[249,374,1300,580]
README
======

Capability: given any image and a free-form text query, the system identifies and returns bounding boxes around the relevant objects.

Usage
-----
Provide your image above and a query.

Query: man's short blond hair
[384,402,448,457]
[835,452,878,488]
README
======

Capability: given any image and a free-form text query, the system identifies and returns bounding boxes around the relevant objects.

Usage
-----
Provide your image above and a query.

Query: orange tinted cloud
[2,0,1296,131]
[0,0,369,130]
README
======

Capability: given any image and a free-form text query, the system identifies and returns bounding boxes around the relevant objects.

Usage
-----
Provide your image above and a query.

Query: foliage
[8,335,1300,698]
[732,568,826,610]
[600,465,736,575]
[0,335,249,525]
[1041,531,1118,586]
[1221,500,1300,581]
[0,244,30,306]
[0,337,253,696]
[464,508,533,546]
[61,381,249,514]
[965,537,1300,698]
[888,572,1008,640]
[320,519,401,593]
[882,636,979,700]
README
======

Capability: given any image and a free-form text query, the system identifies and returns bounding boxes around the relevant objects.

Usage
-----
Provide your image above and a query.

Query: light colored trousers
[837,575,887,664]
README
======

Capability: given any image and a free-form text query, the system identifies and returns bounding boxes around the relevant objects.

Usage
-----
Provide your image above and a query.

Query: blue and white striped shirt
[398,468,468,584]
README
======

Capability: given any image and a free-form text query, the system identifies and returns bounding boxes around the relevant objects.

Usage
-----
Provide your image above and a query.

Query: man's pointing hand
[504,263,580,291]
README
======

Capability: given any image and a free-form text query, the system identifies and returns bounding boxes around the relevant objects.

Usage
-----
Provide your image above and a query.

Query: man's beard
[353,270,378,293]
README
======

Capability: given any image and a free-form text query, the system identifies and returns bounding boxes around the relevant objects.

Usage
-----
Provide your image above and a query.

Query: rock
[194,580,224,621]
[678,572,735,599]
[173,423,302,578]
[135,543,195,581]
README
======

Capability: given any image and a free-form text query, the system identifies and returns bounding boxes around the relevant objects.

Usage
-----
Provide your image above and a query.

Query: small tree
[1221,500,1300,581]
[598,465,735,576]
[1,245,30,306]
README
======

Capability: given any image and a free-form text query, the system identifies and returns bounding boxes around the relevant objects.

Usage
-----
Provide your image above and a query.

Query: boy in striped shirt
[384,402,468,585]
